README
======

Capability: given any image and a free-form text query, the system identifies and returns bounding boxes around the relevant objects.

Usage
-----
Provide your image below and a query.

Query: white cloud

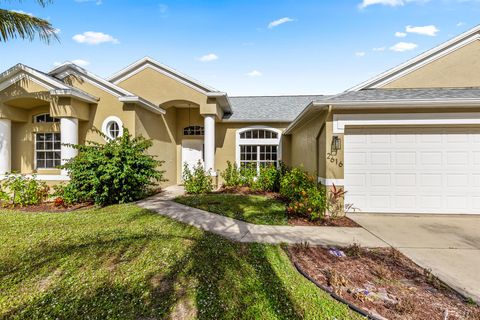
[406,25,439,36]
[74,0,102,5]
[359,0,429,8]
[390,42,418,52]
[395,31,407,37]
[373,47,386,51]
[196,53,219,62]
[246,70,263,77]
[159,4,168,13]
[355,51,366,57]
[268,17,295,29]
[72,31,119,45]
[11,10,33,16]
[457,21,466,27]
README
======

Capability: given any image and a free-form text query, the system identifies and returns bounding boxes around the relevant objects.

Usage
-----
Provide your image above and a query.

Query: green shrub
[239,163,257,187]
[0,174,49,206]
[183,161,213,194]
[220,161,242,188]
[286,185,326,220]
[60,128,165,206]
[279,167,316,202]
[253,164,281,192]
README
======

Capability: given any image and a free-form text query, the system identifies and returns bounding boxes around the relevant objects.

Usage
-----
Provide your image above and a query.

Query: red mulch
[2,202,93,213]
[288,216,360,227]
[288,245,480,320]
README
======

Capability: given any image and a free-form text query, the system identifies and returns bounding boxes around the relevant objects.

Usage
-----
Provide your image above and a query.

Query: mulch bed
[1,202,93,213]
[288,245,480,320]
[288,216,360,227]
[216,187,360,227]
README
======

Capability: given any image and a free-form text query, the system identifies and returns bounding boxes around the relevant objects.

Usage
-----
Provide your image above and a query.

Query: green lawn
[175,194,288,225]
[0,204,362,320]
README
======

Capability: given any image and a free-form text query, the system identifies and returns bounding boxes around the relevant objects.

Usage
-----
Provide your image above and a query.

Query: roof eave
[50,89,99,104]
[119,96,166,115]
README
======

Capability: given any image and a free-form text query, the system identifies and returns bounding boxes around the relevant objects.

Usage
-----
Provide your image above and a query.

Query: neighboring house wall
[383,40,480,89]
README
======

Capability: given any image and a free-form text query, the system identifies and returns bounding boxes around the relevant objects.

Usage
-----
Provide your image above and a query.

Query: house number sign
[327,152,343,167]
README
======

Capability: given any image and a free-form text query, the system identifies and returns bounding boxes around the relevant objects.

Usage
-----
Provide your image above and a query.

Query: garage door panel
[345,127,480,214]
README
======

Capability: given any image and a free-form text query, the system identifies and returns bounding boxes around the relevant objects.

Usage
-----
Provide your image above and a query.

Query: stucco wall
[383,40,480,89]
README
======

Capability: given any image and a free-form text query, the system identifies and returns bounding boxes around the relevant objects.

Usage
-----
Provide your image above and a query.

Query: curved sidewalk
[137,187,388,247]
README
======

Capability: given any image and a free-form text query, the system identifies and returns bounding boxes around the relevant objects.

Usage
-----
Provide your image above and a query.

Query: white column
[60,118,78,175]
[203,114,215,173]
[0,119,11,174]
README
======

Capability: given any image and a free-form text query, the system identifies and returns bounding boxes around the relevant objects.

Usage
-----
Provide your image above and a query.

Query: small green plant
[0,174,49,206]
[239,163,257,187]
[183,161,213,194]
[253,164,281,192]
[220,161,242,188]
[60,128,165,206]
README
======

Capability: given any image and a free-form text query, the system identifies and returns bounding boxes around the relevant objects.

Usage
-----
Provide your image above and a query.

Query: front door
[182,139,204,177]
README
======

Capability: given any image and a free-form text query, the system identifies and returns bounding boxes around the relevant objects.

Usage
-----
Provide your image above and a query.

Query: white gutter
[49,89,99,104]
[284,99,480,135]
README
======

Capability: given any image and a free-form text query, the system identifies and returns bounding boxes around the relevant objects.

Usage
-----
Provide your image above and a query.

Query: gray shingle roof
[225,95,329,122]
[324,88,480,103]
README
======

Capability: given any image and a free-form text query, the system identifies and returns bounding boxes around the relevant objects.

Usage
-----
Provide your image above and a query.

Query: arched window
[102,116,124,140]
[184,126,204,136]
[34,113,59,123]
[236,127,282,172]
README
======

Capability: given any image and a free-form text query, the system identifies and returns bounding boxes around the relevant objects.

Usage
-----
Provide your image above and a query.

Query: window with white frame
[34,113,59,123]
[35,133,61,169]
[183,126,204,136]
[236,127,281,172]
[102,116,124,140]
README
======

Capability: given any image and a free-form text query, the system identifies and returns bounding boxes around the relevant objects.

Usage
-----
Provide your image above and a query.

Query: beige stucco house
[2,25,480,214]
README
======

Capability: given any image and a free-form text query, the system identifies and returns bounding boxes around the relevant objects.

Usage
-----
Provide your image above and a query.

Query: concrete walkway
[137,186,388,247]
[349,213,480,303]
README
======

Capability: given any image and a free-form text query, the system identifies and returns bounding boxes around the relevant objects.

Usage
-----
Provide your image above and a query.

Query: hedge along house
[0,57,324,185]
[285,25,480,215]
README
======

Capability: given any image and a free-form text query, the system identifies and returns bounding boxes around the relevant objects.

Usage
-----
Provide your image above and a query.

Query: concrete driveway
[348,213,480,303]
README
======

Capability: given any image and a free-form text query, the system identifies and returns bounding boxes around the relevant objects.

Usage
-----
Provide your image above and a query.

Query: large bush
[183,161,213,194]
[287,186,326,220]
[279,167,316,202]
[60,129,165,206]
[0,174,49,206]
[253,164,282,192]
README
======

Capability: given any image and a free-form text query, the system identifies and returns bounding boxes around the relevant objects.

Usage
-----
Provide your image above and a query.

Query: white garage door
[344,127,480,214]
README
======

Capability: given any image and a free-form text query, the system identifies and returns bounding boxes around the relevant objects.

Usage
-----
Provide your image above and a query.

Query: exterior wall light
[331,136,341,153]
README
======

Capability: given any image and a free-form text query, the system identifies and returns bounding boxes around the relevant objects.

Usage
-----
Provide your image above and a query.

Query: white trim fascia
[333,112,480,134]
[118,96,166,115]
[49,63,134,97]
[222,118,292,123]
[0,174,70,181]
[50,89,99,104]
[348,25,480,91]
[318,177,344,186]
[284,102,329,134]
[109,57,218,93]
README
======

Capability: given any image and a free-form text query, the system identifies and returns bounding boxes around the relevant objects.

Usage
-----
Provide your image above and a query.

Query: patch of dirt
[2,202,93,213]
[169,298,197,320]
[288,216,360,227]
[37,268,63,292]
[288,245,480,320]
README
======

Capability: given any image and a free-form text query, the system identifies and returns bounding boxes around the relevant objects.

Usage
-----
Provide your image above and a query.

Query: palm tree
[0,0,58,43]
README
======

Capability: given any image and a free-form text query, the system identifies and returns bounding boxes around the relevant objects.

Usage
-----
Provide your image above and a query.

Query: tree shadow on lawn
[2,224,306,319]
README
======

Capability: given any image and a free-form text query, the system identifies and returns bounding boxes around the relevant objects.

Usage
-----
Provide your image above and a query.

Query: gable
[384,40,480,89]
[115,66,208,107]
[349,25,480,91]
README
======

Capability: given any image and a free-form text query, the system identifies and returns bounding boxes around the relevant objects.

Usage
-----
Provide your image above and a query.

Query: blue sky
[1,0,480,95]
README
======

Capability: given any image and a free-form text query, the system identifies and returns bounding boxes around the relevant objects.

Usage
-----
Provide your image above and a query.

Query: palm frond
[0,0,52,8]
[0,9,59,43]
